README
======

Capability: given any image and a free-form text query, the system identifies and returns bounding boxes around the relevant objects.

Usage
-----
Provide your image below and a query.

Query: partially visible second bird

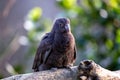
[32,18,77,72]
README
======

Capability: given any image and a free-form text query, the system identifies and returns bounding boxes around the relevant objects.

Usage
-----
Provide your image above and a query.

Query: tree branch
[2,60,120,80]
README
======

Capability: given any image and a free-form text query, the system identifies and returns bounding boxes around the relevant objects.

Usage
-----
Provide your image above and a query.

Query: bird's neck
[54,32,72,43]
[56,31,71,36]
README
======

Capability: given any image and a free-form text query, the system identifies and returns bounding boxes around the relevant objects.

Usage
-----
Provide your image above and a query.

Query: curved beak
[65,24,71,32]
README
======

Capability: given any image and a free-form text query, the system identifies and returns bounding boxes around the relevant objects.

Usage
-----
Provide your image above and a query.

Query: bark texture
[2,60,120,80]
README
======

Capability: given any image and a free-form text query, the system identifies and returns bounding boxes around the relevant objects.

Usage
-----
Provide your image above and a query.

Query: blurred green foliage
[28,7,42,22]
[25,0,120,72]
[24,7,52,56]
[56,0,120,70]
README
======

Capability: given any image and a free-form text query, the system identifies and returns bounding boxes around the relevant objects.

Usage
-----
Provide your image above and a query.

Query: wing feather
[32,33,52,71]
[73,44,77,61]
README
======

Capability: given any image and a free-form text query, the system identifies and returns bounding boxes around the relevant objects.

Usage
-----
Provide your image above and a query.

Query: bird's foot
[63,65,73,71]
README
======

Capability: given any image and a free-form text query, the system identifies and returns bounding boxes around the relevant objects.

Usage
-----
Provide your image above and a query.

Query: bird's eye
[59,23,64,27]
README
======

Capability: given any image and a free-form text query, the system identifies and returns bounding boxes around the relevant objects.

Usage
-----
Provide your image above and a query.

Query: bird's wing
[32,33,52,71]
[73,44,77,61]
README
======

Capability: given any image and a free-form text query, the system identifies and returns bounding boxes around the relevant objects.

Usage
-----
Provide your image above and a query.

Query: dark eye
[59,23,64,27]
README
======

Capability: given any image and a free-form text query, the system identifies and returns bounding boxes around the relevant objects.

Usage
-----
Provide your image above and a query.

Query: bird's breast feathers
[53,33,75,52]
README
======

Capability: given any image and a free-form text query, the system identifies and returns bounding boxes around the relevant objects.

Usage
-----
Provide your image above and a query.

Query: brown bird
[32,18,77,72]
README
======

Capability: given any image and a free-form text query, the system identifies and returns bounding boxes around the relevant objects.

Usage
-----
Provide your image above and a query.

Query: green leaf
[61,0,77,9]
[28,7,42,22]
[106,39,113,49]
[116,29,120,43]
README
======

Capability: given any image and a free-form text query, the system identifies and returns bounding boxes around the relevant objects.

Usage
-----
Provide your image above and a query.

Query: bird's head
[52,18,71,33]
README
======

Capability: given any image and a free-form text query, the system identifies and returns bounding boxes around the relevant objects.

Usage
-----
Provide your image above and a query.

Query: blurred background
[0,0,120,78]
